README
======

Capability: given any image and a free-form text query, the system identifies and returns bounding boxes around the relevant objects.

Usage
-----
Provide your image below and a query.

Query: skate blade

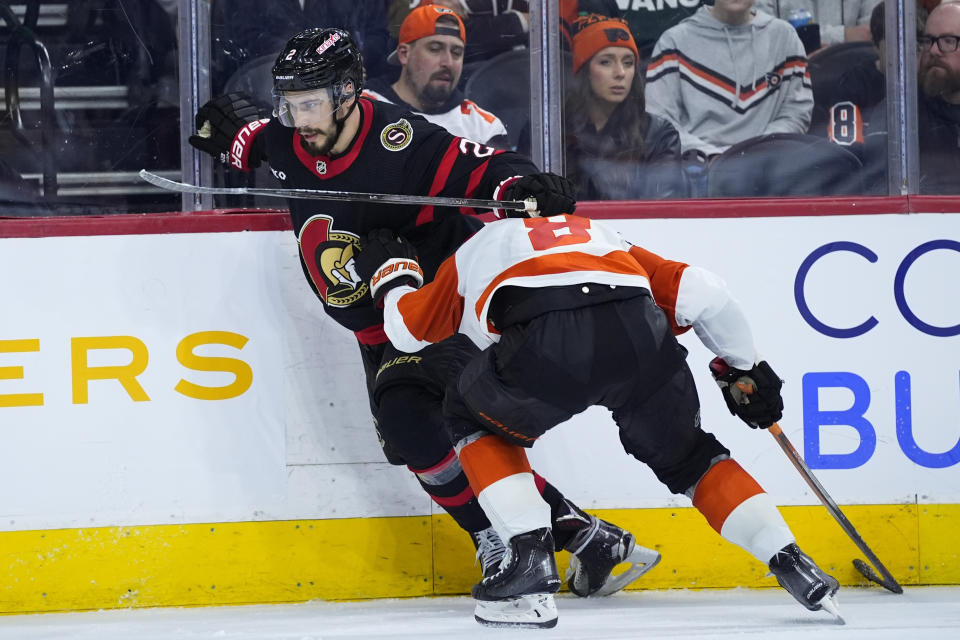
[474,593,558,629]
[566,544,662,598]
[818,593,845,625]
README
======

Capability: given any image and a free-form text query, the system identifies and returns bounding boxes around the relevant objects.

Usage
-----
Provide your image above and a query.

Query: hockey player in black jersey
[188,27,659,606]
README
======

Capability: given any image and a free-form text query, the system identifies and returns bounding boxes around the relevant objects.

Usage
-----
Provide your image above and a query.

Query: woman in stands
[564,14,682,200]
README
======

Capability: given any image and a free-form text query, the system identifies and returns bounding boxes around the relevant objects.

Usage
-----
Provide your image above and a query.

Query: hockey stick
[768,422,903,594]
[138,170,538,214]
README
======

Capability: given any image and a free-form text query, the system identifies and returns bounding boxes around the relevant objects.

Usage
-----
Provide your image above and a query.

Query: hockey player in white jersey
[353,215,842,628]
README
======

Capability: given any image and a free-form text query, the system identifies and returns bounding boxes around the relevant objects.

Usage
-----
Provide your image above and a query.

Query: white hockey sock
[719,492,795,564]
[477,472,552,544]
[691,458,794,565]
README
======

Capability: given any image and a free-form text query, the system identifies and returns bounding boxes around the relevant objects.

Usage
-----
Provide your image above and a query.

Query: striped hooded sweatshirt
[644,6,813,157]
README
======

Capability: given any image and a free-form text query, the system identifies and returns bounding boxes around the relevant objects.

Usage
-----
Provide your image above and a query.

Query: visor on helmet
[272,85,355,128]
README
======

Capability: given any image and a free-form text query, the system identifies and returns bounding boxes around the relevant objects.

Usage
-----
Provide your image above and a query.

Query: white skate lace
[566,515,600,557]
[482,545,513,585]
[474,527,506,575]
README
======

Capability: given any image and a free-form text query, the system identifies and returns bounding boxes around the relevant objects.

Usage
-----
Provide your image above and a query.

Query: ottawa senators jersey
[260,97,538,341]
[382,215,760,369]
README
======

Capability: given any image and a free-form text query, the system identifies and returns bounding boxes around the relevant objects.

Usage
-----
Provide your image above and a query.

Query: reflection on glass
[0,1,180,216]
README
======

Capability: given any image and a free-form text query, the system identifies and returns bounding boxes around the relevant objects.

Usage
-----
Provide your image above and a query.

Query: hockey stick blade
[768,423,903,595]
[852,557,900,593]
[138,170,536,213]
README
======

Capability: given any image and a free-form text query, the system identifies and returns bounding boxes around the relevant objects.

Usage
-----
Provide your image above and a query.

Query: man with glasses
[915,1,960,193]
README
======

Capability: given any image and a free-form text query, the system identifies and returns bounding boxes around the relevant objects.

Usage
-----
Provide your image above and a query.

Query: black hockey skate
[470,526,506,579]
[557,501,661,597]
[472,528,562,628]
[769,543,843,622]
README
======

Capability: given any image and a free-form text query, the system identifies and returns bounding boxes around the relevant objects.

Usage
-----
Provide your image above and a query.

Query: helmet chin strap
[331,92,360,152]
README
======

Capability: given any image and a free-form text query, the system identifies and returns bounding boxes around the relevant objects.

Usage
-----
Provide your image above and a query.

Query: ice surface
[0,586,956,640]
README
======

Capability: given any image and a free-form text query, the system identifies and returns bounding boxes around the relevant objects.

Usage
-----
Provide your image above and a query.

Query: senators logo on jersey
[380,118,413,151]
[298,214,367,307]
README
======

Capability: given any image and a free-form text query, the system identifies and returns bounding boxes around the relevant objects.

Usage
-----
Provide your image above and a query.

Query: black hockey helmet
[272,27,364,101]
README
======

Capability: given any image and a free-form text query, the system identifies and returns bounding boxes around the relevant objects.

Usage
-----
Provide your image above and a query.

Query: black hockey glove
[354,229,424,307]
[709,357,784,429]
[188,93,268,171]
[502,172,576,218]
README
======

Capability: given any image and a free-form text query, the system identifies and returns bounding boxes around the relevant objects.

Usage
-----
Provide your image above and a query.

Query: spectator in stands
[754,1,884,50]
[212,1,391,90]
[389,0,530,65]
[819,1,886,146]
[860,1,960,194]
[915,1,960,193]
[645,0,813,160]
[833,2,887,111]
[563,14,682,199]
[365,4,510,146]
[822,2,930,145]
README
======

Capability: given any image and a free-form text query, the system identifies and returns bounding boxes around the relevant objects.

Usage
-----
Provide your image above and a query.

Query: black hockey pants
[446,291,730,495]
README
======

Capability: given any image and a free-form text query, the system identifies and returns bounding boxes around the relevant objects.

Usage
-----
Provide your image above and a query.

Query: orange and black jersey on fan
[260,97,537,341]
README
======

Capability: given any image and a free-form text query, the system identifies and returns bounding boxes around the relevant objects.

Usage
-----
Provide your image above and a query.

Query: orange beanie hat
[571,14,639,74]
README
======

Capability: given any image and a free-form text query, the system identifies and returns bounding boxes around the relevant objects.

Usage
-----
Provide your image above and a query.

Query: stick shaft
[139,170,533,212]
[768,423,903,593]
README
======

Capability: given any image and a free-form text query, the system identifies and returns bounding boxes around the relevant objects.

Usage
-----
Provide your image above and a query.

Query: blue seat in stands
[223,54,277,112]
[806,41,879,138]
[808,41,878,105]
[463,48,531,150]
[707,133,865,197]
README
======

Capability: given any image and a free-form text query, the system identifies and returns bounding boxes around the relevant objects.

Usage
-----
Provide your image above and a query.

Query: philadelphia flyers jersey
[260,97,537,341]
[381,215,760,370]
[362,81,509,146]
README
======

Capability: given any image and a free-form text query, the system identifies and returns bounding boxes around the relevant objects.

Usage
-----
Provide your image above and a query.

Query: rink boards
[0,204,958,613]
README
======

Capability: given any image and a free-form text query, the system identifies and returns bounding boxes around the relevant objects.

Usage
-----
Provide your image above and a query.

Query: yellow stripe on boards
[0,504,956,615]
[919,504,960,584]
[0,518,434,614]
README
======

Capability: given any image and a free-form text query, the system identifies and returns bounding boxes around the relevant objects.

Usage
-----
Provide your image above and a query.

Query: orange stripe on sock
[692,459,765,533]
[459,435,532,494]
